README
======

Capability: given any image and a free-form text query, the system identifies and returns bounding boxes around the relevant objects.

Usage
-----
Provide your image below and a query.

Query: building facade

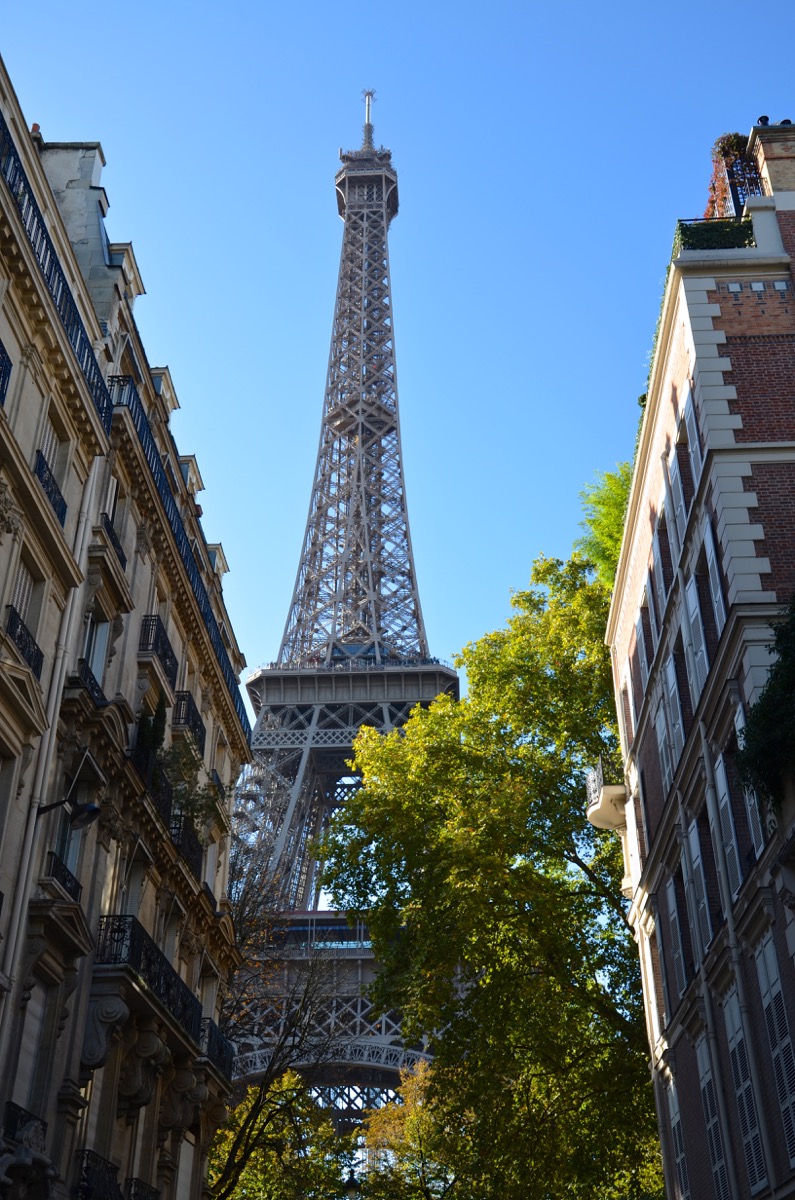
[0,57,250,1200]
[593,121,795,1200]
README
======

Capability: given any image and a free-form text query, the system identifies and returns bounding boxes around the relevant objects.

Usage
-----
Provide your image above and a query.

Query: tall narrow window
[703,521,726,637]
[652,530,668,625]
[685,576,709,705]
[714,754,742,899]
[688,818,712,953]
[39,415,58,471]
[635,611,650,689]
[665,875,687,997]
[655,703,673,795]
[684,390,703,486]
[756,931,795,1164]
[664,654,685,762]
[667,1079,691,1200]
[669,449,688,554]
[734,709,765,859]
[83,612,110,685]
[10,558,33,622]
[695,1035,731,1200]
[646,574,660,648]
[724,986,767,1192]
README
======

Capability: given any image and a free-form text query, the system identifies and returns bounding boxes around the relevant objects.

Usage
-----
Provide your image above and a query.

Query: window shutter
[655,704,672,795]
[635,613,649,688]
[664,655,685,761]
[652,532,667,626]
[667,1081,691,1200]
[688,819,712,951]
[696,1036,731,1200]
[665,876,687,996]
[685,576,709,704]
[724,987,767,1191]
[734,708,765,858]
[703,521,727,636]
[714,754,742,898]
[756,933,795,1164]
[39,415,58,470]
[646,576,660,648]
[684,391,703,484]
[10,559,33,621]
[669,451,687,554]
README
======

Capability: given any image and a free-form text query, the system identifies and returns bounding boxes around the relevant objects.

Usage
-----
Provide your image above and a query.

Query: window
[734,708,765,859]
[646,573,660,648]
[724,986,767,1191]
[663,654,685,762]
[683,390,703,487]
[696,1035,731,1200]
[688,818,712,953]
[668,448,688,554]
[756,932,795,1164]
[667,1079,691,1200]
[714,754,742,899]
[10,557,33,622]
[83,612,110,685]
[665,875,687,998]
[702,521,726,637]
[635,610,650,688]
[655,703,673,795]
[0,336,11,407]
[684,576,709,705]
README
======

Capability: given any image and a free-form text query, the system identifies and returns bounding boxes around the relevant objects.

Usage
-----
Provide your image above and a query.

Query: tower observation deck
[245,94,458,910]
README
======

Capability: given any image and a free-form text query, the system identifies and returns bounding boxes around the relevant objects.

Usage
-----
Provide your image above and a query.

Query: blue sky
[3,2,794,705]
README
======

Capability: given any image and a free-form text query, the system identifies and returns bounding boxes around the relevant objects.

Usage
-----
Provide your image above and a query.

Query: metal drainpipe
[699,721,778,1188]
[659,455,742,1199]
[0,454,101,1057]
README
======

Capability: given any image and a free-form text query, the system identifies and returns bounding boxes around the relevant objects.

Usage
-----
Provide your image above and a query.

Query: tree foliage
[575,462,633,590]
[323,556,663,1199]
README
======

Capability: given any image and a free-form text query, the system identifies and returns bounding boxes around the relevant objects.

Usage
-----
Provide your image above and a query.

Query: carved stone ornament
[158,1062,199,1136]
[97,801,126,851]
[0,478,22,543]
[118,1018,171,1118]
[80,993,130,1078]
[136,522,152,557]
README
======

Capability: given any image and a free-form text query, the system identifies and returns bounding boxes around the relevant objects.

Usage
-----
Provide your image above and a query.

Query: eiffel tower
[234,96,457,1119]
[246,93,458,908]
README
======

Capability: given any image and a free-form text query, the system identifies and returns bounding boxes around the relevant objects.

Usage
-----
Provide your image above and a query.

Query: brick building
[0,56,250,1200]
[590,119,795,1200]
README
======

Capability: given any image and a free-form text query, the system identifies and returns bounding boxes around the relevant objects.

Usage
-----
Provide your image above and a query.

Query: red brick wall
[723,335,795,442]
[744,461,795,600]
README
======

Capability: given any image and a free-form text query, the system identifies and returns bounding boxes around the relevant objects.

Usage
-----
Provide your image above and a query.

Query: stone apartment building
[590,120,795,1199]
[0,56,250,1200]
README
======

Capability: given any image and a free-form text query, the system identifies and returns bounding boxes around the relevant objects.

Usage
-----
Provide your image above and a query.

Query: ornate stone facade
[0,55,250,1200]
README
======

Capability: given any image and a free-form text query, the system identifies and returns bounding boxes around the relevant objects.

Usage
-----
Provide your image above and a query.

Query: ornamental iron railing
[199,1017,235,1081]
[34,450,67,526]
[673,216,755,257]
[74,1149,123,1200]
[0,109,113,436]
[6,605,43,679]
[170,813,204,881]
[44,850,82,903]
[724,154,765,216]
[4,1101,47,1147]
[0,336,10,406]
[211,768,225,798]
[108,375,250,740]
[101,512,127,570]
[95,915,202,1042]
[138,615,178,691]
[173,690,206,757]
[125,1180,160,1200]
[585,758,603,811]
[130,745,174,827]
[76,658,108,707]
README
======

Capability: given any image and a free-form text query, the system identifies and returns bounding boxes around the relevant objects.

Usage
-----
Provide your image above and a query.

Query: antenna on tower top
[362,88,376,149]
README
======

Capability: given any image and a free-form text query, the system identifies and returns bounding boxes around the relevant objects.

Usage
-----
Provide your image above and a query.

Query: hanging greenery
[703,132,749,218]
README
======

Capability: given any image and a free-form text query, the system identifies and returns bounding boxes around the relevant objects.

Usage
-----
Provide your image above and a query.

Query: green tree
[323,555,663,1200]
[575,462,633,590]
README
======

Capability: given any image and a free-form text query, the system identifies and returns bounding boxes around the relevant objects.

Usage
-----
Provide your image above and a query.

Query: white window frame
[684,389,703,485]
[756,931,795,1165]
[664,654,685,762]
[703,520,727,637]
[667,1078,691,1200]
[714,753,742,900]
[734,708,765,859]
[688,818,712,953]
[685,576,709,705]
[695,1035,731,1200]
[724,986,767,1192]
[665,875,687,997]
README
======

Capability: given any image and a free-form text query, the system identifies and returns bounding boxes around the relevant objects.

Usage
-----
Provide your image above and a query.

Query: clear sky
[3,2,794,710]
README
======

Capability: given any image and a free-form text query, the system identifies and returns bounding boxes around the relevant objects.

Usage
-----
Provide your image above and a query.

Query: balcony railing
[101,511,127,570]
[130,745,173,827]
[75,1150,123,1200]
[0,336,10,407]
[199,1017,235,1081]
[108,375,250,742]
[6,605,43,679]
[0,109,113,436]
[138,615,178,691]
[4,1100,47,1147]
[173,690,206,757]
[125,1180,160,1200]
[75,658,108,707]
[34,450,67,526]
[44,850,82,903]
[95,915,202,1042]
[211,768,225,798]
[672,216,755,257]
[170,813,204,881]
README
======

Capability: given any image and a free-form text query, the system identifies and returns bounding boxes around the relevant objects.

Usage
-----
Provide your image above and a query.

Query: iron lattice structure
[245,96,458,912]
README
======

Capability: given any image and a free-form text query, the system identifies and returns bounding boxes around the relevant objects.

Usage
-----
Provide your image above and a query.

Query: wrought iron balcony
[75,1149,123,1200]
[172,690,206,757]
[138,615,178,691]
[100,511,127,570]
[34,450,67,526]
[0,109,113,436]
[3,1100,47,1147]
[44,850,82,903]
[75,658,108,707]
[95,915,202,1042]
[6,605,43,679]
[199,1017,235,1081]
[211,768,225,798]
[130,745,173,827]
[170,813,203,881]
[108,374,251,742]
[584,758,627,831]
[125,1179,160,1200]
[0,336,10,407]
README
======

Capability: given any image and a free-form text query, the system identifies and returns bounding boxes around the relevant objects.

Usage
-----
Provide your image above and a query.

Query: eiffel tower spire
[279,90,427,668]
[246,99,457,909]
